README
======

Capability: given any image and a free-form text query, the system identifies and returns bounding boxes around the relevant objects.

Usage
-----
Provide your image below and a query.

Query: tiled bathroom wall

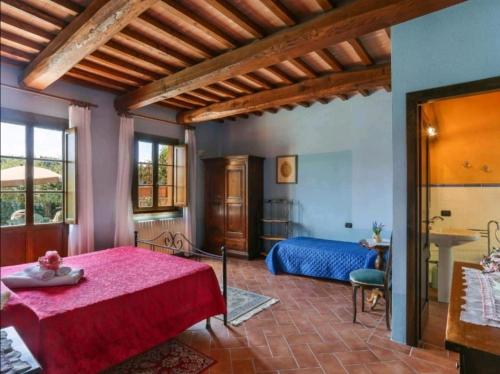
[429,185,500,264]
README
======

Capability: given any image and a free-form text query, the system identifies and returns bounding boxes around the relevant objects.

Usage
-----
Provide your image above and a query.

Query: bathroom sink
[429,228,480,247]
[428,227,480,303]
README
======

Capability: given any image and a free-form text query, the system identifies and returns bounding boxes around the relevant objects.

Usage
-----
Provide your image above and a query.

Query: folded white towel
[24,265,55,281]
[1,268,84,289]
[56,266,72,276]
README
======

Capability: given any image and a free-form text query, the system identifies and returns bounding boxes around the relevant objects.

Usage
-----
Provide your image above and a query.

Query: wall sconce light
[426,126,437,137]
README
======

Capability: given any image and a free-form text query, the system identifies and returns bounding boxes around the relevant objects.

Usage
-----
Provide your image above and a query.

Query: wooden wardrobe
[203,155,264,259]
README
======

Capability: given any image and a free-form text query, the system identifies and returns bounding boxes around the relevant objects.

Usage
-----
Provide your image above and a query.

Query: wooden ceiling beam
[177,64,390,123]
[314,0,334,11]
[76,60,147,86]
[348,38,374,65]
[201,85,237,99]
[116,0,461,111]
[187,90,221,103]
[256,0,295,26]
[66,68,132,91]
[0,45,33,63]
[164,99,195,110]
[286,58,317,78]
[218,80,254,94]
[46,0,83,16]
[22,0,160,90]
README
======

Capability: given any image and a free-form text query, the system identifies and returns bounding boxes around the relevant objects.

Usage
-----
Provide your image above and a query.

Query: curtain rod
[129,112,194,129]
[1,83,98,108]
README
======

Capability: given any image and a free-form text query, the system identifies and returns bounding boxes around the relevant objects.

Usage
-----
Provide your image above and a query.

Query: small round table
[363,239,390,309]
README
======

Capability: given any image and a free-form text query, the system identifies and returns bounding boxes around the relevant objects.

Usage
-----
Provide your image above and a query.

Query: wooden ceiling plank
[116,0,464,110]
[115,29,192,67]
[256,0,295,26]
[174,94,209,107]
[0,45,33,63]
[217,80,254,94]
[187,90,221,103]
[314,49,343,72]
[0,31,44,54]
[66,68,132,91]
[46,0,84,16]
[314,0,334,11]
[76,60,147,86]
[0,14,54,43]
[200,85,237,99]
[1,0,66,30]
[85,51,160,81]
[177,64,390,123]
[166,98,196,109]
[134,14,214,59]
[99,41,174,76]
[204,0,263,39]
[158,0,236,50]
[22,0,160,90]
[347,38,374,65]
[235,73,272,90]
[286,58,317,78]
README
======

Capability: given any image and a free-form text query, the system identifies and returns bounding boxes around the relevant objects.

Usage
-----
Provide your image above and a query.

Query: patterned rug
[217,286,279,325]
[105,340,215,374]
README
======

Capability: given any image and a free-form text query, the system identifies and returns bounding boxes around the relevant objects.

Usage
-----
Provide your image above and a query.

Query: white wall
[391,0,500,343]
[1,63,185,249]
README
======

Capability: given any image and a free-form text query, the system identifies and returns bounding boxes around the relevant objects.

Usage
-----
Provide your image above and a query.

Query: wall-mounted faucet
[428,216,444,230]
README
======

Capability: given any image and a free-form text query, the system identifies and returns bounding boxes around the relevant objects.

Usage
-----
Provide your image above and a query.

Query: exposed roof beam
[348,38,374,65]
[22,0,160,90]
[178,64,390,123]
[116,0,462,110]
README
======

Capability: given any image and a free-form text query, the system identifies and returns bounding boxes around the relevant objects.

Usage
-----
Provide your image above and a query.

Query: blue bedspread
[265,237,377,282]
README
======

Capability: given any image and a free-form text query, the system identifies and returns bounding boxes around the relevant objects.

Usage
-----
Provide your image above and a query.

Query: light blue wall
[391,0,500,343]
[198,91,393,243]
[0,63,185,249]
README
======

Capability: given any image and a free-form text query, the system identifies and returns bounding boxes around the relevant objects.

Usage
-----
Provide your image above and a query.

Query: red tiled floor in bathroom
[178,258,458,373]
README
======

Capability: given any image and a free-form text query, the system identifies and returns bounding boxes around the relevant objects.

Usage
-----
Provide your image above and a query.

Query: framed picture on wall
[276,155,298,184]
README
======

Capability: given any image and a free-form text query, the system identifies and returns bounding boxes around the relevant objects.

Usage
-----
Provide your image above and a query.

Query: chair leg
[385,290,391,331]
[361,287,365,312]
[352,286,358,323]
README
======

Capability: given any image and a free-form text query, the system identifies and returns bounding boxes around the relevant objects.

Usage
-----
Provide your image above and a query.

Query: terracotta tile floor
[178,258,458,374]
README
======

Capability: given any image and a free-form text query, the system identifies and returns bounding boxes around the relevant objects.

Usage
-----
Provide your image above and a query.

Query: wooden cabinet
[203,155,263,259]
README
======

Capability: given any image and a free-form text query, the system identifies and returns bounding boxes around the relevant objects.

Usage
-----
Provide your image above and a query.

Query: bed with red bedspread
[0,246,226,373]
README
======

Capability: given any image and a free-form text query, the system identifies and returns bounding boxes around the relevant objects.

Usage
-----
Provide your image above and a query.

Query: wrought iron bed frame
[134,230,227,327]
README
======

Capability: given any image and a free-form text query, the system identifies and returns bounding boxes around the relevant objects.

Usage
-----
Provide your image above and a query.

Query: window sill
[133,210,183,222]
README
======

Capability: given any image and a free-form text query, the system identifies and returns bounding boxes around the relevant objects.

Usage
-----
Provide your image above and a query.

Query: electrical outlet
[441,210,452,217]
[345,222,353,228]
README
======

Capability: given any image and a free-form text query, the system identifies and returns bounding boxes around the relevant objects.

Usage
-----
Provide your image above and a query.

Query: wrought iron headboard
[469,220,500,255]
[134,230,228,326]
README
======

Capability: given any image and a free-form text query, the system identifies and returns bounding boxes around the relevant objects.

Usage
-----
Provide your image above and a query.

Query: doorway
[405,76,500,346]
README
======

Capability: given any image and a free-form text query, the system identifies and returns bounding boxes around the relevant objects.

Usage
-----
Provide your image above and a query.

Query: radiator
[134,217,185,250]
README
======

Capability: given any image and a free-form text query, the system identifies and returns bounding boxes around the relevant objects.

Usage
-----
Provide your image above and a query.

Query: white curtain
[184,128,197,250]
[114,115,135,246]
[68,105,94,256]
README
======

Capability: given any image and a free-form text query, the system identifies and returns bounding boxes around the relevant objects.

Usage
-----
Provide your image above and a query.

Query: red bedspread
[0,247,226,373]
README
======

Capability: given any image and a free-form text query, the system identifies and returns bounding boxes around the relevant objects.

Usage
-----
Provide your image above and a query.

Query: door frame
[405,76,500,346]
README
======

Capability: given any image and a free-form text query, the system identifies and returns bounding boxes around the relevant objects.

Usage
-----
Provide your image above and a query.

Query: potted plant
[372,221,384,243]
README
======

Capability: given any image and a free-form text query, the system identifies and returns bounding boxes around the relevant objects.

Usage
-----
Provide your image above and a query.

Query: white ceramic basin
[429,227,480,303]
[429,228,480,247]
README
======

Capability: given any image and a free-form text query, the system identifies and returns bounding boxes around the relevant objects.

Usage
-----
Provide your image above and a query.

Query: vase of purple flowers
[372,221,384,243]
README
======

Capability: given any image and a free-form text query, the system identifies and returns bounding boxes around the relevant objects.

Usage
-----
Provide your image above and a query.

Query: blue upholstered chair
[349,238,392,330]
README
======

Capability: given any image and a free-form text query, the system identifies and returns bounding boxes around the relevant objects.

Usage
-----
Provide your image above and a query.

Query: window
[0,109,76,227]
[132,133,187,213]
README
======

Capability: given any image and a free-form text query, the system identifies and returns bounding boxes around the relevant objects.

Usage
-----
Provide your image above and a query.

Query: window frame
[132,132,180,214]
[1,108,68,228]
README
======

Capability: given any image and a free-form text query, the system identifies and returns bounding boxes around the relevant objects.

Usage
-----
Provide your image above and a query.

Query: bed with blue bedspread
[265,237,377,282]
